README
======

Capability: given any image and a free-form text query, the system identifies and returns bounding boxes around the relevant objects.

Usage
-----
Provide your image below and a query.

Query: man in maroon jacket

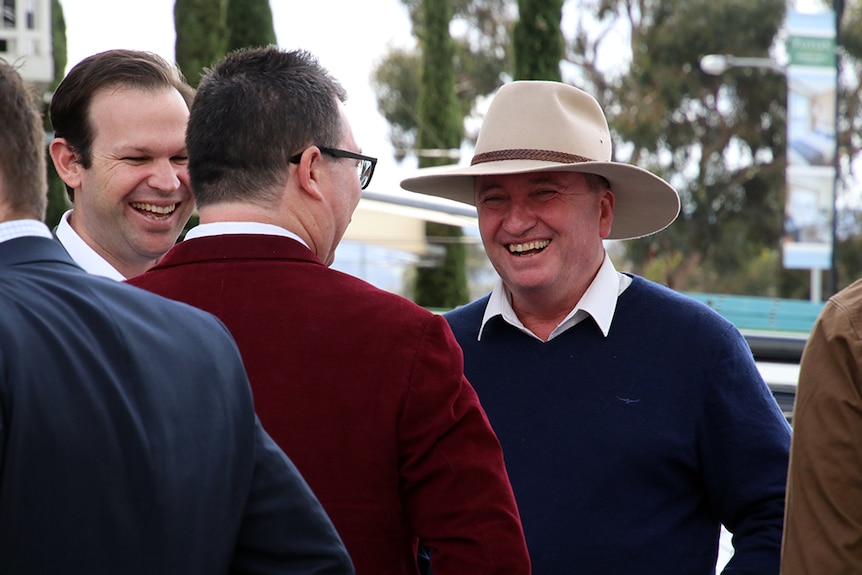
[127,46,530,575]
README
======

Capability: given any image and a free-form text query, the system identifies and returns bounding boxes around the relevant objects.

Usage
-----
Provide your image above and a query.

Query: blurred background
[3,0,861,311]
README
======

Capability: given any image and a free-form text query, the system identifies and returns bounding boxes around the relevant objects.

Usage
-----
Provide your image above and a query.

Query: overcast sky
[61,0,419,195]
[59,0,830,195]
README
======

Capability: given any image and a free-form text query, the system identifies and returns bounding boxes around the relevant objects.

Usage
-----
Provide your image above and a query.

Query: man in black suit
[0,59,353,575]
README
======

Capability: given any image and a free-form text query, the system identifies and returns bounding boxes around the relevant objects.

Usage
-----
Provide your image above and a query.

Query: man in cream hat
[401,81,791,574]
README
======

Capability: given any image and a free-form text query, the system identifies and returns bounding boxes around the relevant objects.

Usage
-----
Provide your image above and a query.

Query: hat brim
[400,160,680,240]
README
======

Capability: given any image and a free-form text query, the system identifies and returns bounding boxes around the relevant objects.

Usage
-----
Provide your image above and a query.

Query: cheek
[478,221,496,247]
[90,163,139,197]
[477,211,501,238]
[78,168,114,204]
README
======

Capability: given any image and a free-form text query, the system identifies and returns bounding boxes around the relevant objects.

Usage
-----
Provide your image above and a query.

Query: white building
[0,0,53,85]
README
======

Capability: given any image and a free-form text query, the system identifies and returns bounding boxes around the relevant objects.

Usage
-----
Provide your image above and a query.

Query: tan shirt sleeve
[782,280,862,575]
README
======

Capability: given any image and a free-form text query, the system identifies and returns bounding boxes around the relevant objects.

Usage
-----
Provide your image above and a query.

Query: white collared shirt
[478,251,632,342]
[0,219,54,243]
[184,221,310,248]
[55,209,125,281]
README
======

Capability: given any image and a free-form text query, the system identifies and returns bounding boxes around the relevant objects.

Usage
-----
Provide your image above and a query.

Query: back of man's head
[0,59,47,222]
[187,46,347,208]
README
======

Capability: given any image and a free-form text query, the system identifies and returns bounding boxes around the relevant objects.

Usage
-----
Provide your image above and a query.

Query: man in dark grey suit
[0,59,353,575]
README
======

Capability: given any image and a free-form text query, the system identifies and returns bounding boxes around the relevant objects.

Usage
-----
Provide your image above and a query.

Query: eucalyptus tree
[564,0,801,296]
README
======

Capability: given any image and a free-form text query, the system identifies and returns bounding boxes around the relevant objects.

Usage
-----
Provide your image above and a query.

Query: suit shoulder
[331,267,438,317]
[124,282,233,331]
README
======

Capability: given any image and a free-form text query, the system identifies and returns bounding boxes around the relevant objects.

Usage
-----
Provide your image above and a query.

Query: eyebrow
[476,173,567,192]
[113,143,187,156]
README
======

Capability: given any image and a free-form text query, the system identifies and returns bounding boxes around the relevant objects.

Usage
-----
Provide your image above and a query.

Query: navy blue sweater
[446,275,790,575]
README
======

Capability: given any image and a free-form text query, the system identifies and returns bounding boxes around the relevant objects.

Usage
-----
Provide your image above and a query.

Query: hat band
[471,148,594,166]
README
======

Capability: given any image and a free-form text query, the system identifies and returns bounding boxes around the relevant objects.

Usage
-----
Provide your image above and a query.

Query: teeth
[508,240,550,253]
[132,202,176,215]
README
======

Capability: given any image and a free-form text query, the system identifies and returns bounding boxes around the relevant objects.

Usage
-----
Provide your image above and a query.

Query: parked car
[746,331,807,424]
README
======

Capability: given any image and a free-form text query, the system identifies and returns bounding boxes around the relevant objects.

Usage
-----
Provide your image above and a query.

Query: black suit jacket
[0,236,353,575]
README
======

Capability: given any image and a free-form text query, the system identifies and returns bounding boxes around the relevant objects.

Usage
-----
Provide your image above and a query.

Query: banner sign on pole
[782,10,837,270]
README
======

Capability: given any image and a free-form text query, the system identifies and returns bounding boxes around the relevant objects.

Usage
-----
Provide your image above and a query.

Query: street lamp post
[699,54,786,76]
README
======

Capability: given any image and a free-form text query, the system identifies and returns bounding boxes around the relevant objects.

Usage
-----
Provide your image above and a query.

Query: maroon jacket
[128,233,530,575]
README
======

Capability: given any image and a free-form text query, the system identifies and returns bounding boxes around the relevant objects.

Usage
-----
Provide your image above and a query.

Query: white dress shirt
[0,219,53,244]
[184,221,310,248]
[479,251,632,342]
[55,209,125,281]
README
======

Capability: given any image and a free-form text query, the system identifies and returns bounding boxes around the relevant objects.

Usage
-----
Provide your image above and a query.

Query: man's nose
[148,159,183,192]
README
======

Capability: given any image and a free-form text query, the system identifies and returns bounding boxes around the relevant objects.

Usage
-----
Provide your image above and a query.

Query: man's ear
[49,138,83,190]
[293,147,326,201]
[599,189,615,239]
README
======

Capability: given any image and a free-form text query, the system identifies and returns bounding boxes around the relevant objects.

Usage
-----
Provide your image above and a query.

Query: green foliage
[371,0,514,157]
[46,0,69,229]
[570,0,862,299]
[416,0,462,161]
[225,0,277,52]
[841,1,862,59]
[372,0,862,300]
[50,0,66,87]
[173,0,275,239]
[588,0,798,295]
[413,0,469,309]
[174,0,229,87]
[512,0,563,80]
[835,0,862,267]
[414,223,470,307]
[370,49,421,161]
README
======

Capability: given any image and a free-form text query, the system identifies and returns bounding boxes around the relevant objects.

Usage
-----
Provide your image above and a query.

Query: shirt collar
[478,251,631,342]
[55,209,125,281]
[184,221,309,249]
[0,219,53,243]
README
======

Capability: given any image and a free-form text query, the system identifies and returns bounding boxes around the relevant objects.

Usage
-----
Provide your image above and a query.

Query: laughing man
[49,49,196,280]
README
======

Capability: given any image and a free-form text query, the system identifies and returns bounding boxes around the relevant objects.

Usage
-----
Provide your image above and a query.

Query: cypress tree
[174,0,228,88]
[226,0,277,52]
[174,0,276,236]
[46,0,69,229]
[413,0,469,309]
[512,0,564,80]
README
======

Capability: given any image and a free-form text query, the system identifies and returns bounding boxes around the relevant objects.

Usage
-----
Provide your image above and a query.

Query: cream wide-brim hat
[400,81,681,240]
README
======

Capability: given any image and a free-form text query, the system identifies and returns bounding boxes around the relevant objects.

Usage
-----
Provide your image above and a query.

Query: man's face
[474,170,614,304]
[71,86,194,277]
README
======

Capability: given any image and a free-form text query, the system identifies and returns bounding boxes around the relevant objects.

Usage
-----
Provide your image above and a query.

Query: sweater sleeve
[396,312,531,575]
[782,288,862,575]
[700,322,791,575]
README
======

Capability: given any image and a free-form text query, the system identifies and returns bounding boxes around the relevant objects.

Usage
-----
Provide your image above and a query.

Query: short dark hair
[585,173,611,193]
[49,49,194,199]
[0,59,47,220]
[187,46,347,207]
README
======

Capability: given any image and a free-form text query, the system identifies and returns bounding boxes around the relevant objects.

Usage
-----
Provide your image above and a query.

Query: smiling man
[401,80,792,575]
[49,49,195,280]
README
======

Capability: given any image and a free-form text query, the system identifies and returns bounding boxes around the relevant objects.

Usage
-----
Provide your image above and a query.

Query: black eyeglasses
[289,146,377,190]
